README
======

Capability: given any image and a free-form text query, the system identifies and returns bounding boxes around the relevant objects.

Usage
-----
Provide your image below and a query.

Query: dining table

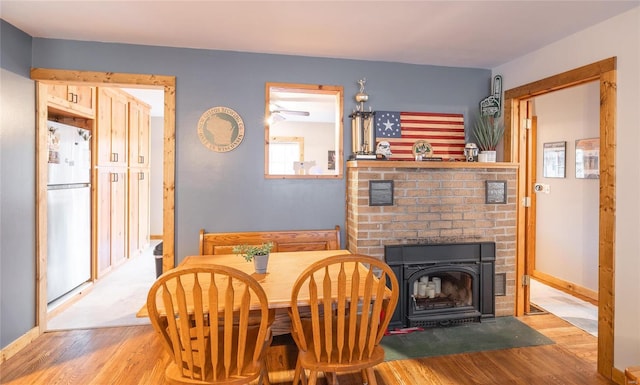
[137,249,353,318]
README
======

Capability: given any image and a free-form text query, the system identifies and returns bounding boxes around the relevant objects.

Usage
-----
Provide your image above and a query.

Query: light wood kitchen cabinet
[127,96,151,258]
[96,167,128,277]
[129,98,151,168]
[48,83,96,118]
[44,83,153,283]
[93,88,151,276]
[128,169,150,258]
[96,88,128,167]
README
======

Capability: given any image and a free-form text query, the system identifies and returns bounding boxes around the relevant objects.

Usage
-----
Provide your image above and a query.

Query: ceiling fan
[270,104,310,117]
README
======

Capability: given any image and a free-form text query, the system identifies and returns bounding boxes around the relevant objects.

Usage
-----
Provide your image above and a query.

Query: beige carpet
[47,241,160,331]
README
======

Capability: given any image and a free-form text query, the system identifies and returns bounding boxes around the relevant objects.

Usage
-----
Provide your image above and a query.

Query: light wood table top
[137,249,351,317]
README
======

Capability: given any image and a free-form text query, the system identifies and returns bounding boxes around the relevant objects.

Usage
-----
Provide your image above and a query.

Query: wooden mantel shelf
[347,160,519,169]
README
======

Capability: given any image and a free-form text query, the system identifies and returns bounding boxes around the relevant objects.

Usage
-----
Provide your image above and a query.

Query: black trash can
[153,242,163,278]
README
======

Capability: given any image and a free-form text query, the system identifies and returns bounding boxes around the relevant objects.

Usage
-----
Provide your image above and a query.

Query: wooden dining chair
[289,254,399,385]
[147,265,274,385]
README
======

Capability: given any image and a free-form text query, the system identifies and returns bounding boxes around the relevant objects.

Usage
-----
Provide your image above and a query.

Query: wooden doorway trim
[30,68,176,332]
[503,57,616,379]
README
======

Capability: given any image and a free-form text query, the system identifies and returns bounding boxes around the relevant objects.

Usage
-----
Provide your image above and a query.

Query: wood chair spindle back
[289,254,399,385]
[147,265,273,385]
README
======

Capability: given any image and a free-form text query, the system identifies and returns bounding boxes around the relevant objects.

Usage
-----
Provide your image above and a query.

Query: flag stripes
[375,111,465,160]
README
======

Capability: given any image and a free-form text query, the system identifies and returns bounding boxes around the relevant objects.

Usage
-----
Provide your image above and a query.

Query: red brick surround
[346,160,519,316]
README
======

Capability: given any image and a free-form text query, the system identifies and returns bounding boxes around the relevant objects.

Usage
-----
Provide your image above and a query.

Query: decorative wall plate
[412,140,433,158]
[197,106,245,152]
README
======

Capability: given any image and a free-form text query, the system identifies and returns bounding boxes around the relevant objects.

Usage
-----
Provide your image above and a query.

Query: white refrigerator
[47,121,92,304]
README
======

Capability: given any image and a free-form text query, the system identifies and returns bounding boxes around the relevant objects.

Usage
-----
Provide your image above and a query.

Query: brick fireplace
[345,160,519,318]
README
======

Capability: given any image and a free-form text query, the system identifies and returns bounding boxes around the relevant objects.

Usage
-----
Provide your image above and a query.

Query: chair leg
[361,369,367,384]
[292,357,303,385]
[363,368,378,385]
[325,372,338,385]
[307,370,319,385]
[260,362,271,385]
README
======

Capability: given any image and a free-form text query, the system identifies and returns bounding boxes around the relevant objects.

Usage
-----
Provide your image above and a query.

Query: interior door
[522,100,536,314]
[502,58,616,379]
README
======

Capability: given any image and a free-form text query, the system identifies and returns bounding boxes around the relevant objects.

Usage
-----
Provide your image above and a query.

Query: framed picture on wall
[328,150,336,170]
[542,141,566,178]
[485,180,507,204]
[576,138,599,179]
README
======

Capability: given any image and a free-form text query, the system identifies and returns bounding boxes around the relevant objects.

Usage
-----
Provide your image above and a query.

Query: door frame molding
[31,68,176,332]
[503,57,616,379]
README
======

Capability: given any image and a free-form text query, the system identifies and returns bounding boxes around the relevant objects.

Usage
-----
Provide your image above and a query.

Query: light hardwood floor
[0,313,612,385]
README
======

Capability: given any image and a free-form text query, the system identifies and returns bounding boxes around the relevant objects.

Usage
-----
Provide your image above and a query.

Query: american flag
[375,111,465,160]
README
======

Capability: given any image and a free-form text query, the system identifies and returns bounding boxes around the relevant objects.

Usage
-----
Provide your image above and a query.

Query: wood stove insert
[385,242,495,328]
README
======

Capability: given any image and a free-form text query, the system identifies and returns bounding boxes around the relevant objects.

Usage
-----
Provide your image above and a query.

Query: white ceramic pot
[479,150,496,162]
[253,253,270,274]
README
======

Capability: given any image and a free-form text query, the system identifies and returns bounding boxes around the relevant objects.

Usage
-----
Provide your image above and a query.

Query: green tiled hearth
[381,316,554,361]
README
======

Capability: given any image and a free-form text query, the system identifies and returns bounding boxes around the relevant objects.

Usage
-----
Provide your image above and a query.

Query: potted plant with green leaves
[232,242,274,273]
[473,115,504,162]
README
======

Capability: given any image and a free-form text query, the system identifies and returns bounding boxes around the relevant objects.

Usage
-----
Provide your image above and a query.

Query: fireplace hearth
[385,242,495,328]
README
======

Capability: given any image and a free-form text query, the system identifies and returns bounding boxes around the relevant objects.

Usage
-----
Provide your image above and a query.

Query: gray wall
[1,20,36,348]
[30,37,490,262]
[0,19,490,349]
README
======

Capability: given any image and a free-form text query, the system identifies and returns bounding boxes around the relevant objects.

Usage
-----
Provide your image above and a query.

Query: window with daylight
[268,137,303,175]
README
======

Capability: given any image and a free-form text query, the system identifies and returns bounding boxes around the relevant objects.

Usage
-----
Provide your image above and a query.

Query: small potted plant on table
[232,242,274,274]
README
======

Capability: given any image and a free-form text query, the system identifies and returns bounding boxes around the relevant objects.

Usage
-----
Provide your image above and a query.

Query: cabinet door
[96,89,113,165]
[137,169,150,249]
[110,92,129,167]
[128,170,141,257]
[96,169,113,277]
[96,168,128,276]
[128,102,140,167]
[47,84,96,118]
[48,84,69,102]
[138,105,150,167]
[110,169,128,267]
[128,169,150,257]
[70,85,96,113]
[97,88,128,166]
[129,99,151,167]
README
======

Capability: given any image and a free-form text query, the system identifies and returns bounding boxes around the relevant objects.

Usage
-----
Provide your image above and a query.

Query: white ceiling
[3,0,638,114]
[3,1,638,68]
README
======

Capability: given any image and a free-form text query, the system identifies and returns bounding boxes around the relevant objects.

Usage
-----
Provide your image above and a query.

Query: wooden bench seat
[198,226,342,337]
[199,225,341,255]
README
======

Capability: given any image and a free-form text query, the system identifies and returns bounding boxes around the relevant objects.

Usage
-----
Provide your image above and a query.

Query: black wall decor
[369,180,394,206]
